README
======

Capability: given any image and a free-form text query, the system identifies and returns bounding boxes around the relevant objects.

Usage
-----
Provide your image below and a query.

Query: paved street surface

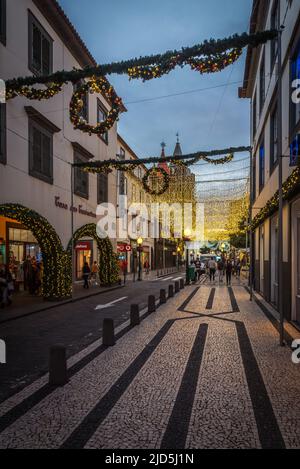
[0,277,300,449]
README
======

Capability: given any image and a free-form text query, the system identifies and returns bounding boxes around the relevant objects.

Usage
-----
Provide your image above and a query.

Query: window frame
[97,172,108,204]
[270,101,279,173]
[0,103,6,165]
[28,11,53,77]
[259,50,266,115]
[270,0,279,72]
[252,90,257,140]
[73,151,89,200]
[97,99,108,145]
[259,138,265,192]
[28,118,54,185]
[0,0,6,46]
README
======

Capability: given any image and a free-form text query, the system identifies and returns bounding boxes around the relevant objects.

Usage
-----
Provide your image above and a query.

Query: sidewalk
[1,282,300,448]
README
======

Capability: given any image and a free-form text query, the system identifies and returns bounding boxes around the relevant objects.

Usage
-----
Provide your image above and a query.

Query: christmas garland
[4,30,277,136]
[70,77,123,136]
[142,167,170,195]
[251,166,300,230]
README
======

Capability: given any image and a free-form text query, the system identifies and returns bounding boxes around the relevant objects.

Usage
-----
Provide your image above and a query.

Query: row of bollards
[49,277,185,387]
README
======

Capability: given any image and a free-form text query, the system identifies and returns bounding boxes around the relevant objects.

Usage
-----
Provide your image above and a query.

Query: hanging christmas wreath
[142,167,170,195]
[70,76,123,135]
[187,49,242,74]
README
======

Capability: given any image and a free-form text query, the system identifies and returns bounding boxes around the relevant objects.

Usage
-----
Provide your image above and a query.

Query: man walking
[208,257,217,282]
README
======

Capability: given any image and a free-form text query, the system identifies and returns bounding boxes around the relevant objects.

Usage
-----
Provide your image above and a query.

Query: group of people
[82,261,99,289]
[0,255,44,308]
[193,255,242,286]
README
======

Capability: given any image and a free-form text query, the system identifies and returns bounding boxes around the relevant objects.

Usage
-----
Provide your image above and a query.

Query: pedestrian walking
[194,257,201,281]
[208,257,217,282]
[91,261,99,286]
[217,258,224,283]
[226,260,233,286]
[82,262,91,289]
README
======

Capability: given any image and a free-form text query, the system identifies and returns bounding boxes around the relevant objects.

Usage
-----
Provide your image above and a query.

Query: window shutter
[32,127,42,173]
[42,36,50,76]
[42,133,51,177]
[32,23,42,73]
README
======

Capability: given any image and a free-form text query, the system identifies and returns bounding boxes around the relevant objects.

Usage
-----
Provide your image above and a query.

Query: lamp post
[137,237,143,282]
[184,229,191,285]
[177,246,181,271]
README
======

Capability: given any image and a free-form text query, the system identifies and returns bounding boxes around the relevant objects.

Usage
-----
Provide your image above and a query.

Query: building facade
[239,0,300,324]
[0,0,124,296]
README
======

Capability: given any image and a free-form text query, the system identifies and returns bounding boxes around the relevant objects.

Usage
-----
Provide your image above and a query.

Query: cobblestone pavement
[0,277,300,449]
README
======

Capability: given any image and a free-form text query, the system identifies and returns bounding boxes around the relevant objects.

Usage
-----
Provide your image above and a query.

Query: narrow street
[0,277,300,449]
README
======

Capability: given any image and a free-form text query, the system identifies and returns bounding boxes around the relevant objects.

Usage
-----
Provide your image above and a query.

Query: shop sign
[75,242,92,251]
[117,244,132,252]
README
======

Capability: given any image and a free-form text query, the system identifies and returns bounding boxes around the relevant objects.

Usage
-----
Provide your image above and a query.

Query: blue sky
[59,0,252,160]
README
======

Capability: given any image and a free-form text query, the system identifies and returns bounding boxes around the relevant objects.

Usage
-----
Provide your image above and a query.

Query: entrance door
[259,226,264,293]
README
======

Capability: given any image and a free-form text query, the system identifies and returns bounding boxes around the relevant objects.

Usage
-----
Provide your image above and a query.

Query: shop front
[291,197,300,325]
[75,240,93,280]
[0,216,42,291]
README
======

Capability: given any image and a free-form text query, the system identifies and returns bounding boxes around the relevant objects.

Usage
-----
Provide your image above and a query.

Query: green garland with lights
[142,167,170,196]
[5,31,277,136]
[67,224,119,286]
[0,204,71,299]
[251,166,300,230]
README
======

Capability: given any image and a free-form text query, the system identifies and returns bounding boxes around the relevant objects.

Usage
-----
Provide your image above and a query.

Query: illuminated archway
[68,224,119,286]
[0,204,71,299]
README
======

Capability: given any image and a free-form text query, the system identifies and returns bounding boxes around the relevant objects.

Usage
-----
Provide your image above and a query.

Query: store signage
[55,197,96,219]
[75,242,92,251]
[117,244,132,252]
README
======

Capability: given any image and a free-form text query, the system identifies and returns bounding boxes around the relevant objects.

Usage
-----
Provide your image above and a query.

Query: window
[259,140,265,191]
[252,156,257,202]
[132,184,136,202]
[120,147,125,160]
[97,100,108,144]
[97,173,108,204]
[74,151,89,199]
[118,171,126,195]
[291,42,300,134]
[29,120,53,184]
[28,12,53,76]
[252,91,257,139]
[290,134,300,166]
[0,0,6,45]
[270,104,279,170]
[259,52,266,115]
[271,0,279,71]
[0,103,6,164]
[74,81,89,122]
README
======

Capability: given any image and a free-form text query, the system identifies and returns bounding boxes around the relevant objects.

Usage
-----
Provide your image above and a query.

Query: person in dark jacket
[82,262,91,289]
[226,260,233,286]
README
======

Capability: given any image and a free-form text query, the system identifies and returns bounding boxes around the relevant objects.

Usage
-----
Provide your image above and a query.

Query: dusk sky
[59,0,252,162]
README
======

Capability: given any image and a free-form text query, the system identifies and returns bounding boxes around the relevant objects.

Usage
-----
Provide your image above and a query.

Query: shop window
[97,99,108,144]
[259,141,265,191]
[270,104,279,171]
[0,103,6,164]
[29,120,53,184]
[28,11,53,76]
[74,151,89,199]
[0,0,6,45]
[97,173,108,204]
[290,134,300,166]
[74,80,89,122]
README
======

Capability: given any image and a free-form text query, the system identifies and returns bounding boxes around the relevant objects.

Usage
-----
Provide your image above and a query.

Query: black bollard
[130,304,140,326]
[49,345,68,386]
[180,278,185,290]
[175,281,180,294]
[168,284,174,298]
[148,295,156,313]
[160,289,167,305]
[103,318,115,346]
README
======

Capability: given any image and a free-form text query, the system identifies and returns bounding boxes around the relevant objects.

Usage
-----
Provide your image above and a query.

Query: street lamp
[184,228,192,285]
[137,237,143,282]
[177,246,181,271]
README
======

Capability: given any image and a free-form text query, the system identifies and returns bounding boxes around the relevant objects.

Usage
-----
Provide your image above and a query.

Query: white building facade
[239,0,300,324]
[0,0,123,295]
